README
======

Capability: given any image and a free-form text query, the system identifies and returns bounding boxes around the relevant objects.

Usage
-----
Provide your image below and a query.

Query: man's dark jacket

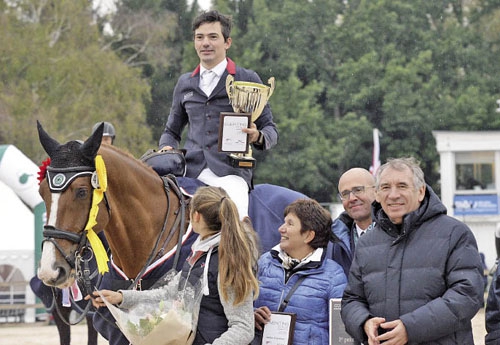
[341,185,484,344]
[486,263,500,344]
[159,58,278,187]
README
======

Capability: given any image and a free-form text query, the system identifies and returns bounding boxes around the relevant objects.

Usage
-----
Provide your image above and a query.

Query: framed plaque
[329,298,358,345]
[261,312,296,345]
[218,112,251,153]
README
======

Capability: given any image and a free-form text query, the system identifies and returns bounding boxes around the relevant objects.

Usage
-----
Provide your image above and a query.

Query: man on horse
[158,10,278,218]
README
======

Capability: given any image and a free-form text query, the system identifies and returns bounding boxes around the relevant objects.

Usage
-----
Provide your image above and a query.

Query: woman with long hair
[91,186,259,344]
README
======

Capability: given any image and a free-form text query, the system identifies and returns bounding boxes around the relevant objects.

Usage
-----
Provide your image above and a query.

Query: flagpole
[369,128,381,176]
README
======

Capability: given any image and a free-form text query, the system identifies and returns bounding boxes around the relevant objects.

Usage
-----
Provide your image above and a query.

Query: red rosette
[37,157,51,185]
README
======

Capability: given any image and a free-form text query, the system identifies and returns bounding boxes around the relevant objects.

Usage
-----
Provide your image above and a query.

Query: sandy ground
[0,307,488,345]
[0,319,109,345]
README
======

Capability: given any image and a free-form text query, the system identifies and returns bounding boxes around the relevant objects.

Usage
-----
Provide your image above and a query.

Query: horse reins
[126,174,187,290]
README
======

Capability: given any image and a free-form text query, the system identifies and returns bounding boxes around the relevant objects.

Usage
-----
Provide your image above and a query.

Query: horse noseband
[43,225,88,269]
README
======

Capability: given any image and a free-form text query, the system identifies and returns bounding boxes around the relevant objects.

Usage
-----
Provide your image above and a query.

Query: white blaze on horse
[38,193,70,286]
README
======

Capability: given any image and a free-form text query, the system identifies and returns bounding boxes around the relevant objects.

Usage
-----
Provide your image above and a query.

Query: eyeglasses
[338,186,375,201]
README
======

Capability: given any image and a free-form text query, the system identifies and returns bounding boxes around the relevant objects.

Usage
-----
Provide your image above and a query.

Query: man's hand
[242,123,260,143]
[254,306,272,331]
[364,317,386,345]
[376,319,408,345]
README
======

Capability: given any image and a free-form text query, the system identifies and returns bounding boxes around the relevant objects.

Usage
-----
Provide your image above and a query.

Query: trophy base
[228,153,256,169]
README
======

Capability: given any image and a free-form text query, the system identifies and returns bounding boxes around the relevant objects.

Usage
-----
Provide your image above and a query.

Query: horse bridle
[41,163,111,323]
[42,165,111,277]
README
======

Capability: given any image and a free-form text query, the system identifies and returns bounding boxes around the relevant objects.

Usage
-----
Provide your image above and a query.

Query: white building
[433,131,500,269]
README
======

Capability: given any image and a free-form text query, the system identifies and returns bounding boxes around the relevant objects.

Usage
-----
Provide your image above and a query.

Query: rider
[158,10,278,218]
[91,122,115,145]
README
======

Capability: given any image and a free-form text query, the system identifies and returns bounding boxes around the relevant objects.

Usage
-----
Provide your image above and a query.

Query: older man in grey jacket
[159,10,278,218]
[341,157,484,345]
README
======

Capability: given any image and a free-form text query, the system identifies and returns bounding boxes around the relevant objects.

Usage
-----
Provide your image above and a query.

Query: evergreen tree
[0,0,152,162]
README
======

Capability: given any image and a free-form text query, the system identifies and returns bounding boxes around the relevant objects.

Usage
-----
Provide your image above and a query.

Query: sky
[93,0,212,15]
[193,0,212,10]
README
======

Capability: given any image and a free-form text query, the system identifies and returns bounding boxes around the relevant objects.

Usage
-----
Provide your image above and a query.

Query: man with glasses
[341,157,484,345]
[330,168,376,275]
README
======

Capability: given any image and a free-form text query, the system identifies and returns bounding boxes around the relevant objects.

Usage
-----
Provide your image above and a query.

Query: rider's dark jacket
[159,58,278,187]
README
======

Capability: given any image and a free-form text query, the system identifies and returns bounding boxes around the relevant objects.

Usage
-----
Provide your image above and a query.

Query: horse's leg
[86,314,98,345]
[52,293,71,345]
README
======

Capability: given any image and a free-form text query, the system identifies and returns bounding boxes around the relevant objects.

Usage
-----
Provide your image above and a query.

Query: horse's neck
[103,150,172,278]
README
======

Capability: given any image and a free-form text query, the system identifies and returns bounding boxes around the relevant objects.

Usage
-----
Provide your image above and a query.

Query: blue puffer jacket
[329,212,355,276]
[254,248,347,345]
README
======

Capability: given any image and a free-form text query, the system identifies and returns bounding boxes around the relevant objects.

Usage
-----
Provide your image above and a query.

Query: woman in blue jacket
[253,198,347,345]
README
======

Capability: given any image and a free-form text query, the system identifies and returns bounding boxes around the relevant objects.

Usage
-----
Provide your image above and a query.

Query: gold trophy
[223,75,275,169]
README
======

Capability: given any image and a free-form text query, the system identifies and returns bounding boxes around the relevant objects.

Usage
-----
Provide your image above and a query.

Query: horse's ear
[81,122,103,161]
[37,120,61,158]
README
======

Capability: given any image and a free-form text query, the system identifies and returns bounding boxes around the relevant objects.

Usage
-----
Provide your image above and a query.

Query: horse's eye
[75,188,88,199]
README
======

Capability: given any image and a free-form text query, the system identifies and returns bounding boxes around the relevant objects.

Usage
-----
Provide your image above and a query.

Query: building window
[455,152,495,191]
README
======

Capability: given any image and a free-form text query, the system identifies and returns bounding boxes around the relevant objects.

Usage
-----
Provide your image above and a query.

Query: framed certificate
[261,312,296,345]
[218,112,251,153]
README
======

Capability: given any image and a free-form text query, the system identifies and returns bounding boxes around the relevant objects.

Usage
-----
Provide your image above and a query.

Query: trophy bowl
[226,76,275,122]
[223,75,276,169]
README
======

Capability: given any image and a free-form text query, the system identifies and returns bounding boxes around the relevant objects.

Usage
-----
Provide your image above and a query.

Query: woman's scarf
[273,244,323,270]
[187,232,221,295]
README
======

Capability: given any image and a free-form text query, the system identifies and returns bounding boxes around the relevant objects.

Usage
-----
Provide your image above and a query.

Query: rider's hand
[159,146,173,152]
[242,123,261,144]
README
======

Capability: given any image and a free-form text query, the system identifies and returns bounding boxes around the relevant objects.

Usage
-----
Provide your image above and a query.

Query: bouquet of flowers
[99,270,203,345]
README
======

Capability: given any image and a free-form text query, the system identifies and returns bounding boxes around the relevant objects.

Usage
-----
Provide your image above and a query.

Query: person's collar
[355,223,367,238]
[200,59,227,78]
[272,244,323,268]
[191,232,220,252]
[192,57,236,77]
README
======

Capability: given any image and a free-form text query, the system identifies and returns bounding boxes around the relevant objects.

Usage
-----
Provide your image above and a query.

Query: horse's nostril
[57,267,67,281]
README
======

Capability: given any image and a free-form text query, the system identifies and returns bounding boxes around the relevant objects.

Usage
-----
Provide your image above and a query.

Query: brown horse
[36,122,195,345]
[36,121,189,288]
[35,122,311,345]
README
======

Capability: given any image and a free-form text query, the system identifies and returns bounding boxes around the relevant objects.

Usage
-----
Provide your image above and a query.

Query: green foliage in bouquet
[126,300,169,337]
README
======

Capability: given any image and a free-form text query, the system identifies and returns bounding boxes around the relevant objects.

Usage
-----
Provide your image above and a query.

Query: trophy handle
[226,75,234,98]
[267,77,276,98]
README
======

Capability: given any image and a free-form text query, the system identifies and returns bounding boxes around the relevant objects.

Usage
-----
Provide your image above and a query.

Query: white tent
[0,145,45,323]
[0,179,36,322]
[0,179,35,251]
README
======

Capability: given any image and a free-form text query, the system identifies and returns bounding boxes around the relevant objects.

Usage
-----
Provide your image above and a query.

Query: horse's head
[36,121,105,288]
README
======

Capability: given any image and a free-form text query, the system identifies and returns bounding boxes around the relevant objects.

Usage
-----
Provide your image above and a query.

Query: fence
[0,281,44,323]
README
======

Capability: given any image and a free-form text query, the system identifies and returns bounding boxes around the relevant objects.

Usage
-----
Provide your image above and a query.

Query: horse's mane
[100,144,158,175]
